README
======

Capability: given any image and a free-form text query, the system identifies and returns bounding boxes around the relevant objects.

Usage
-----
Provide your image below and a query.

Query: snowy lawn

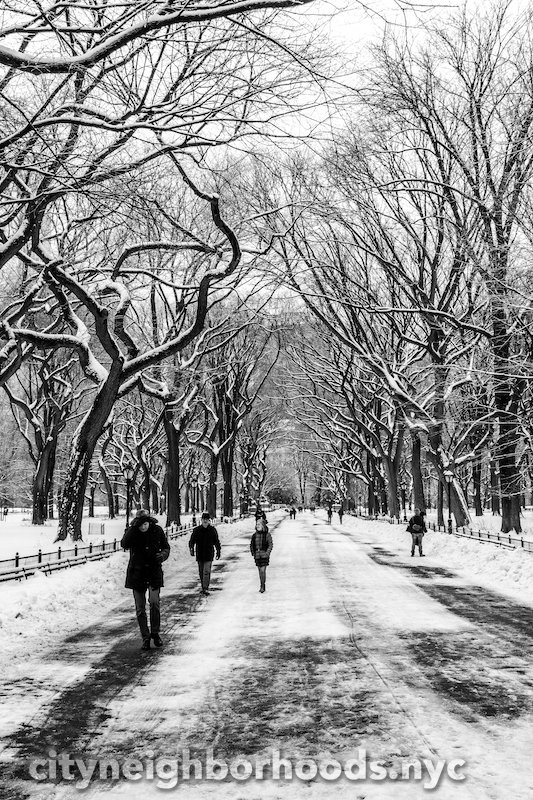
[0,509,196,562]
[424,508,533,541]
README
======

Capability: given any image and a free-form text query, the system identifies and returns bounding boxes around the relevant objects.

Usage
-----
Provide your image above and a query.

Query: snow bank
[0,510,196,561]
[425,508,533,541]
[340,513,533,607]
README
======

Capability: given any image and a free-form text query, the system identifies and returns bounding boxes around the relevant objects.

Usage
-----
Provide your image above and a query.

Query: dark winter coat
[250,529,273,567]
[407,514,427,535]
[121,517,170,590]
[189,524,221,562]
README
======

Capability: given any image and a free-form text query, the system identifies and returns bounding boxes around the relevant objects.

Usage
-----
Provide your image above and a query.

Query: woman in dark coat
[250,517,273,593]
[121,509,170,650]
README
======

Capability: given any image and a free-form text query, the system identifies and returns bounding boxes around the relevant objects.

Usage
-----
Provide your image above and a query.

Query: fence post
[58,546,62,559]
[89,542,93,554]
[74,544,78,557]
[15,552,19,568]
[38,549,42,564]
[113,539,117,551]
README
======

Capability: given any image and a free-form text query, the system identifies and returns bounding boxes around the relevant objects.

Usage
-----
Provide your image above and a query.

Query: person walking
[407,507,427,557]
[189,512,221,595]
[121,509,170,651]
[327,503,333,524]
[250,516,273,593]
[338,504,344,524]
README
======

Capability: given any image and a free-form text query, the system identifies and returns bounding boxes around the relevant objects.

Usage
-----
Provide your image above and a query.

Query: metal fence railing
[352,511,533,554]
[0,513,249,584]
[425,520,533,553]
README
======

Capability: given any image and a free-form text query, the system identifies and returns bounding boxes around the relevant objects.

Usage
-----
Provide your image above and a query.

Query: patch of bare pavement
[1,514,532,799]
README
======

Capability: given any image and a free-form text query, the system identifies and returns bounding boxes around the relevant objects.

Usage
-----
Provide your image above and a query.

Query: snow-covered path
[1,513,533,800]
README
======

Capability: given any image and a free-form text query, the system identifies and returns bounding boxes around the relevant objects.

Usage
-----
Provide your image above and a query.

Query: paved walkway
[1,514,532,800]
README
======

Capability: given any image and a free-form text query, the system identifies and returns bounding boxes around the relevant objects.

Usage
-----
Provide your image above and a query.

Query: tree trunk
[163,415,181,526]
[207,453,219,518]
[88,486,95,517]
[437,481,444,528]
[411,431,425,512]
[498,435,521,532]
[57,373,121,540]
[490,458,501,515]
[492,262,523,533]
[32,438,57,525]
[139,455,151,511]
[473,460,483,516]
[367,481,376,516]
[379,476,388,515]
[383,460,399,519]
[56,447,93,541]
[100,465,115,519]
[150,482,160,514]
[48,487,54,520]
[220,446,234,517]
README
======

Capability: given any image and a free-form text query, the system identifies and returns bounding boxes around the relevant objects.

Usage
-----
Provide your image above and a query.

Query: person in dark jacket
[121,509,170,650]
[189,512,221,595]
[250,516,273,593]
[407,507,427,557]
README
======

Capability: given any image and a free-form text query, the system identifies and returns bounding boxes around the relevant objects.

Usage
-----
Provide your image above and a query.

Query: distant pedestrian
[189,512,221,595]
[338,505,344,524]
[121,509,170,651]
[407,507,426,557]
[250,516,273,593]
[289,506,296,519]
[327,505,333,524]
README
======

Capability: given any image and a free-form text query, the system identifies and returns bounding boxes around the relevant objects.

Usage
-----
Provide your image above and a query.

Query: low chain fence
[0,514,249,584]
[349,511,533,554]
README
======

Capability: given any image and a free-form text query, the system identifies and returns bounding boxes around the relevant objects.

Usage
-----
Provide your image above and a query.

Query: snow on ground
[0,509,195,562]
[0,514,260,669]
[2,510,533,800]
[424,508,533,541]
[340,512,533,606]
